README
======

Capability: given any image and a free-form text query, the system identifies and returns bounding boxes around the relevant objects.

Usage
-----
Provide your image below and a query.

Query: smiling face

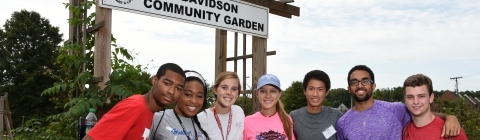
[175,80,205,117]
[257,84,281,111]
[347,70,376,103]
[214,78,239,108]
[304,79,329,107]
[404,85,434,117]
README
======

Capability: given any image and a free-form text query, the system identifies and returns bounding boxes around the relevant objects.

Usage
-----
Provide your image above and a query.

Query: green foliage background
[0,9,63,128]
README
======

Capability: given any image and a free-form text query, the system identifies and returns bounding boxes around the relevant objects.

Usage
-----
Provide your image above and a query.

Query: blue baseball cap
[256,74,281,90]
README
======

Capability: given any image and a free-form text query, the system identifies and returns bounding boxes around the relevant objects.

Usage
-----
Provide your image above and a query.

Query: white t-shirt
[197,105,245,140]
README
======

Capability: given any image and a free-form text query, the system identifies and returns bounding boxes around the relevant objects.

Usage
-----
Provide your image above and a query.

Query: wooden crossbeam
[270,9,292,18]
[242,0,300,18]
[226,51,276,61]
[0,93,13,140]
[63,21,105,45]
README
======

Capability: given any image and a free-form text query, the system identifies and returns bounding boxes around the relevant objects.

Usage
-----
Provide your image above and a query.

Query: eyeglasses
[349,79,373,86]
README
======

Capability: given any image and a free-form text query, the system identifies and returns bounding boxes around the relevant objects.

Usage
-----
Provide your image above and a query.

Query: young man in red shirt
[83,63,186,140]
[402,74,468,140]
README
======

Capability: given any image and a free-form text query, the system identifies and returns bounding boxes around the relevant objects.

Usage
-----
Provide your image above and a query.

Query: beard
[352,88,372,102]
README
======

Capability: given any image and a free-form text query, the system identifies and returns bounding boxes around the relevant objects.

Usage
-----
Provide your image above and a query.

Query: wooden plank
[242,34,247,96]
[242,0,300,17]
[93,0,112,91]
[93,0,112,120]
[4,117,12,139]
[234,32,238,72]
[270,9,292,18]
[0,96,4,140]
[86,21,105,34]
[226,51,276,61]
[3,94,12,132]
[63,39,73,45]
[66,0,80,56]
[82,0,88,73]
[251,36,267,112]
[69,0,79,44]
[63,21,105,46]
[214,29,228,79]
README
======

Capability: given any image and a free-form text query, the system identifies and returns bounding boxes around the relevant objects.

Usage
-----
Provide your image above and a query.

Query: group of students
[82,63,468,140]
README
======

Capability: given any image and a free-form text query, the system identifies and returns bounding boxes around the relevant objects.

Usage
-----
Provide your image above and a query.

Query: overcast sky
[1,0,480,92]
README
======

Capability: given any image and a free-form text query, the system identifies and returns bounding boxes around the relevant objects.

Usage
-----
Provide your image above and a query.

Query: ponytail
[276,101,293,140]
[193,115,210,140]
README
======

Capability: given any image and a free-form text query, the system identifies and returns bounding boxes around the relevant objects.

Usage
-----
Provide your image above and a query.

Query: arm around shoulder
[454,128,469,140]
[432,112,461,138]
[86,97,142,139]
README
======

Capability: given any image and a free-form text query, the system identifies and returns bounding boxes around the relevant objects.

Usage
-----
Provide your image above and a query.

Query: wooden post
[234,32,238,72]
[0,94,12,140]
[93,0,112,90]
[3,94,12,138]
[93,0,112,120]
[66,0,79,47]
[214,29,227,79]
[3,96,12,140]
[251,36,267,112]
[0,96,4,140]
[82,0,88,73]
[242,33,248,112]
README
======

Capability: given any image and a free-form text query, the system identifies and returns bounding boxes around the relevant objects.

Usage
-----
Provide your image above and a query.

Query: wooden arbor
[64,0,111,119]
[214,0,300,112]
[0,93,13,140]
[66,0,299,116]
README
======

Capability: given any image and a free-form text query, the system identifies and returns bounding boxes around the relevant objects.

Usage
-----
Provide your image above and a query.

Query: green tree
[391,86,404,102]
[373,87,403,102]
[373,89,386,101]
[281,81,306,113]
[206,83,215,107]
[432,99,480,139]
[326,88,351,108]
[433,90,445,99]
[13,1,152,138]
[236,95,253,115]
[0,10,63,127]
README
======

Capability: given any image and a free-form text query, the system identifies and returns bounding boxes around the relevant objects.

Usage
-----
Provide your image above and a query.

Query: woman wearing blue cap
[243,74,295,140]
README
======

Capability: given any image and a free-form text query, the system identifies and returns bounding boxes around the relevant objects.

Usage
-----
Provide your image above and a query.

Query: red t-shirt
[87,94,154,140]
[403,116,468,140]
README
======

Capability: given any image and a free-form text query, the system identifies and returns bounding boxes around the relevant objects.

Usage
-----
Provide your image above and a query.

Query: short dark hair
[156,63,186,79]
[347,65,375,84]
[303,70,331,91]
[403,74,433,95]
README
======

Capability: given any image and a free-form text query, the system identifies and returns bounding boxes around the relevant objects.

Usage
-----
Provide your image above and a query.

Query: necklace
[173,110,198,140]
[361,110,371,127]
[213,106,232,140]
[353,108,371,127]
[260,111,276,117]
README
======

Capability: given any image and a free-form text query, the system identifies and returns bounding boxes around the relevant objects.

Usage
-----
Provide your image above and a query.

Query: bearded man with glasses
[335,65,462,140]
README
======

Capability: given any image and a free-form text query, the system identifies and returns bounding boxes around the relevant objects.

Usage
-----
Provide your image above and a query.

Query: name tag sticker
[322,125,336,139]
[142,128,150,140]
